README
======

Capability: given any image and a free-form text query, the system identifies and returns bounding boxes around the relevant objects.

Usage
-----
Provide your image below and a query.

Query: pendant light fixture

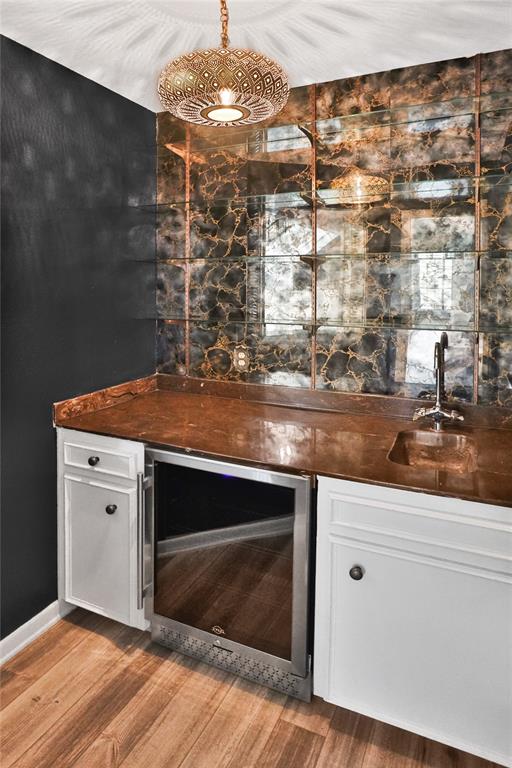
[158,0,289,126]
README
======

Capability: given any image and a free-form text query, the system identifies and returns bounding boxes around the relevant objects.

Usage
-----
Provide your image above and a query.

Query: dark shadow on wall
[0,36,156,638]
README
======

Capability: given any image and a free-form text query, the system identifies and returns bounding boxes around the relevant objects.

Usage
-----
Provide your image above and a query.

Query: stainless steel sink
[388,430,478,474]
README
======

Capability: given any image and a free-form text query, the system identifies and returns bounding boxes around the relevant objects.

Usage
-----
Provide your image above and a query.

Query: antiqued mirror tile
[316,326,394,395]
[190,201,252,259]
[389,181,475,252]
[364,253,475,329]
[480,105,512,176]
[479,254,512,331]
[478,333,512,406]
[156,262,186,319]
[246,155,311,197]
[248,198,313,256]
[190,196,314,260]
[316,180,475,255]
[246,258,312,323]
[316,70,390,120]
[157,205,186,260]
[481,178,512,251]
[189,145,311,202]
[317,258,366,325]
[185,258,312,325]
[480,49,512,96]
[316,203,391,255]
[157,112,186,147]
[317,253,474,328]
[189,322,311,387]
[261,84,313,128]
[190,149,248,203]
[157,147,185,204]
[390,111,475,181]
[389,57,475,107]
[156,320,186,376]
[189,260,246,322]
[316,326,474,400]
[316,120,391,184]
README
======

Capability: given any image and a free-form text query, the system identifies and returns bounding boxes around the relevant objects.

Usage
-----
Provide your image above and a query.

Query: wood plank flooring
[0,610,503,768]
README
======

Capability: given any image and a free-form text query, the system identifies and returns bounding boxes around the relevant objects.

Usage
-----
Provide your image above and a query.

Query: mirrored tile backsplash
[156,50,512,407]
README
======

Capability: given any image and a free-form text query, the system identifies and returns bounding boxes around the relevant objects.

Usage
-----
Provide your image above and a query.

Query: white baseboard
[0,600,75,665]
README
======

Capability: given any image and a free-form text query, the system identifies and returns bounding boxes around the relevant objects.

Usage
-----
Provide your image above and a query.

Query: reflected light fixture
[158,0,289,126]
[332,168,389,204]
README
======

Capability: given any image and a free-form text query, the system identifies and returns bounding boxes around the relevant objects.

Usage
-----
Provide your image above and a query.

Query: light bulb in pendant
[219,87,233,105]
[204,87,245,123]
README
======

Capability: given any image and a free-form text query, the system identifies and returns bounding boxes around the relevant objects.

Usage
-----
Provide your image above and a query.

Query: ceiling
[1,0,511,113]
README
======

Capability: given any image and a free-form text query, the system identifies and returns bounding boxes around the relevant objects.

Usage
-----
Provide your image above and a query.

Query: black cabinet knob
[105,504,117,515]
[349,565,364,581]
[88,456,100,466]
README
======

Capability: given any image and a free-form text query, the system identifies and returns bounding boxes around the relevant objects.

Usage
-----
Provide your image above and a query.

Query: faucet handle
[449,410,464,422]
[413,406,431,421]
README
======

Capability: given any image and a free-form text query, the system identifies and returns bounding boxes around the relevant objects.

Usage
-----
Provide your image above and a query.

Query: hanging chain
[220,0,230,48]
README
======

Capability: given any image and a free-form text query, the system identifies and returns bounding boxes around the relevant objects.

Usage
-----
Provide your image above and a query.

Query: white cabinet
[314,477,512,767]
[57,428,148,630]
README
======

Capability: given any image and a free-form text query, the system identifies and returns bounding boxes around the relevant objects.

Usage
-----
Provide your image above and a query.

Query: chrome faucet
[413,332,464,432]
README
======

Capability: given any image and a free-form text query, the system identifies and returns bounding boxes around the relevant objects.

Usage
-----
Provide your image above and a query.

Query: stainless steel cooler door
[146,449,311,678]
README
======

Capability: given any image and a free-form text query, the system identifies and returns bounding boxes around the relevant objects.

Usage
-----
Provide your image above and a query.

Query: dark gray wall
[1,36,156,638]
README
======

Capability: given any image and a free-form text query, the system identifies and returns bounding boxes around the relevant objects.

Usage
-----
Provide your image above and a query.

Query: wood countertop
[54,378,512,508]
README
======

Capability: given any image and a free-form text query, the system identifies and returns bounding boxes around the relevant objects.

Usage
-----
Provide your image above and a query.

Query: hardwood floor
[0,610,503,768]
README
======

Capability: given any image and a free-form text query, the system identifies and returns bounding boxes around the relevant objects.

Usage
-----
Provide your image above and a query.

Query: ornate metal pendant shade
[158,0,289,126]
[332,168,389,204]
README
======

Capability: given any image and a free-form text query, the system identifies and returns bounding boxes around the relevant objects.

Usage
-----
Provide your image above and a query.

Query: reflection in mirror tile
[156,321,186,376]
[316,204,389,255]
[390,109,475,182]
[481,178,512,251]
[364,253,474,328]
[480,49,512,97]
[315,70,390,120]
[479,333,512,406]
[246,258,312,324]
[479,254,512,331]
[317,258,366,325]
[480,101,512,176]
[157,206,186,260]
[316,327,473,400]
[157,262,186,319]
[157,148,185,205]
[316,120,391,185]
[389,57,475,108]
[390,179,475,252]
[248,198,313,257]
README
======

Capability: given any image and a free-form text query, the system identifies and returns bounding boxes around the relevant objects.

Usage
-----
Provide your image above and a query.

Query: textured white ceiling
[1,0,511,113]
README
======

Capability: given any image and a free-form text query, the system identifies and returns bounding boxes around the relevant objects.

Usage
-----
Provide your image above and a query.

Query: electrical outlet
[233,346,249,372]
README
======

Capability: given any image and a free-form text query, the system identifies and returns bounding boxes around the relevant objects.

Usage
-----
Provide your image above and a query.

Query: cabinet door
[64,475,136,625]
[314,477,512,767]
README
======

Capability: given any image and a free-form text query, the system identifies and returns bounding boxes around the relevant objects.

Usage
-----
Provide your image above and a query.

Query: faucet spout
[434,341,440,370]
[413,333,463,431]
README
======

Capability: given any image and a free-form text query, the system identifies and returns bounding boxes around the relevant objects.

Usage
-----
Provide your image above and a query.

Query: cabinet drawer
[63,438,137,480]
[322,478,512,573]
